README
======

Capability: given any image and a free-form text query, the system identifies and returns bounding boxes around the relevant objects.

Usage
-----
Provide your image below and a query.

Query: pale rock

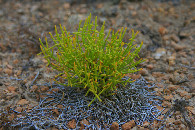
[154,48,166,59]
[170,34,180,42]
[168,55,176,66]
[171,41,185,51]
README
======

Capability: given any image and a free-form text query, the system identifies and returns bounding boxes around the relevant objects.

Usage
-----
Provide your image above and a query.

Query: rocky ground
[0,0,194,129]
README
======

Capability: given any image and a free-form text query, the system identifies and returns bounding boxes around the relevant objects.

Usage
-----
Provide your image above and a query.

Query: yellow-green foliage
[38,14,144,106]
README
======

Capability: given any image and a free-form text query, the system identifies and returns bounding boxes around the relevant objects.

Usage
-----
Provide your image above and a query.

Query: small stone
[175,111,181,116]
[163,35,170,41]
[110,122,119,130]
[96,122,100,129]
[51,127,58,130]
[80,8,87,14]
[63,3,70,9]
[186,106,195,115]
[164,88,171,94]
[0,68,2,73]
[8,113,15,121]
[192,82,195,90]
[146,64,154,70]
[179,28,191,37]
[142,121,150,127]
[152,72,164,77]
[167,66,175,72]
[171,41,184,51]
[190,3,195,8]
[179,90,191,98]
[51,88,59,92]
[179,51,187,58]
[7,86,16,92]
[121,120,135,130]
[42,59,48,63]
[173,120,181,125]
[168,7,175,13]
[154,48,166,59]
[159,27,168,36]
[130,74,141,80]
[47,91,52,94]
[57,105,63,109]
[163,94,173,101]
[185,94,192,99]
[169,60,175,66]
[162,108,170,115]
[137,126,148,130]
[168,54,176,66]
[170,34,180,42]
[139,68,148,76]
[52,109,59,115]
[167,118,175,123]
[7,64,13,69]
[40,86,49,92]
[16,70,22,76]
[15,107,23,112]
[176,114,182,120]
[17,99,29,105]
[188,74,194,80]
[80,119,90,130]
[168,85,178,91]
[170,53,176,59]
[128,5,134,10]
[131,126,138,130]
[67,119,76,129]
[156,106,164,111]
[144,75,155,82]
[96,3,103,9]
[131,11,137,16]
[39,94,46,99]
[4,68,12,75]
[17,114,23,118]
[162,101,172,107]
[46,98,54,102]
[31,85,38,92]
[180,124,186,129]
[181,58,189,65]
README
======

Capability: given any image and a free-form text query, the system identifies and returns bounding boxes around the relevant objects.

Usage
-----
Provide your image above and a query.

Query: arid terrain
[0,0,194,129]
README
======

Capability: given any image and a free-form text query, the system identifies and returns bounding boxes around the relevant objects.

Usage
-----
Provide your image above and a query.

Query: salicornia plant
[38,14,144,106]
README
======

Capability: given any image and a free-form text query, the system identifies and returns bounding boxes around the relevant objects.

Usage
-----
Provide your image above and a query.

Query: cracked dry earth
[0,0,195,129]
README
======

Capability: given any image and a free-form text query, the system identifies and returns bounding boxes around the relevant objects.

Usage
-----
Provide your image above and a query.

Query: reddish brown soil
[0,0,194,129]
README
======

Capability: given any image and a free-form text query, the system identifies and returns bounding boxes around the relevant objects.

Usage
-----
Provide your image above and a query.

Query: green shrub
[38,14,144,106]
